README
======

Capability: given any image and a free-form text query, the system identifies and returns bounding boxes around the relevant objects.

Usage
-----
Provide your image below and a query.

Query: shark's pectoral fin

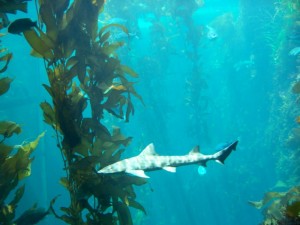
[163,166,176,173]
[126,169,150,178]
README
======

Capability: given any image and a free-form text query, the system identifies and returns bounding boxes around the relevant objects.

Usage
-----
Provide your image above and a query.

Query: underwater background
[1,0,300,224]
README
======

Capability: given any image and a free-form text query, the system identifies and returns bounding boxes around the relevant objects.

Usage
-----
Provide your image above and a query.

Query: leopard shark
[98,140,238,178]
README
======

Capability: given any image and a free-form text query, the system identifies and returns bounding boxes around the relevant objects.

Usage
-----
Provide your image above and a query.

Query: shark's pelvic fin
[189,145,200,155]
[215,160,224,165]
[126,169,150,178]
[163,166,176,173]
[139,143,158,156]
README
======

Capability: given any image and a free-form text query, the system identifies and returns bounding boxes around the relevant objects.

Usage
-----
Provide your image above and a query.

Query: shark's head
[98,165,115,174]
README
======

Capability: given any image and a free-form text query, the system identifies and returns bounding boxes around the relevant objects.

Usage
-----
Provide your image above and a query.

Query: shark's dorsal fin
[189,146,200,155]
[139,143,158,156]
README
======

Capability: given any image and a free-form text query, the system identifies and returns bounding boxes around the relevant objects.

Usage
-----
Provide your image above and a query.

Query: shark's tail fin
[214,140,238,164]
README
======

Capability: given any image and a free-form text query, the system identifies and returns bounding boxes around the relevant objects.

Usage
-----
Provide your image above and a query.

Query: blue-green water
[2,0,299,224]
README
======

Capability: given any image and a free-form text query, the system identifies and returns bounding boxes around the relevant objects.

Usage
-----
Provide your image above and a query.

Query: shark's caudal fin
[214,140,238,164]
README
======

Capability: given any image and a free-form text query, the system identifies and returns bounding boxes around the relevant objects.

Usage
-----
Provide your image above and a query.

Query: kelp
[0,77,13,95]
[0,31,13,93]
[21,0,146,224]
[0,0,26,92]
[249,185,300,224]
[0,42,44,225]
[0,0,30,30]
[249,1,300,224]
[0,1,28,14]
[0,2,48,225]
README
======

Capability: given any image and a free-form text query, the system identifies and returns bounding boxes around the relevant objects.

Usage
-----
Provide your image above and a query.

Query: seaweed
[248,1,300,224]
[0,2,45,224]
[249,186,300,225]
[0,129,45,224]
[18,0,146,224]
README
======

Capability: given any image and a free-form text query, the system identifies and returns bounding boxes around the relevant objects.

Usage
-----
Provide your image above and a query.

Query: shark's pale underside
[98,140,238,178]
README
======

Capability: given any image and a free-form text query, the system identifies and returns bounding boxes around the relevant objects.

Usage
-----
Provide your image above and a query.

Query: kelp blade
[23,29,54,59]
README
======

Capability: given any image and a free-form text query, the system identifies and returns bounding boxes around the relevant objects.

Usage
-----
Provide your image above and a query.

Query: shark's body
[98,140,238,178]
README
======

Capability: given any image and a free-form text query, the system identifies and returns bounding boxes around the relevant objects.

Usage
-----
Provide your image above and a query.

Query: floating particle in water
[198,166,207,175]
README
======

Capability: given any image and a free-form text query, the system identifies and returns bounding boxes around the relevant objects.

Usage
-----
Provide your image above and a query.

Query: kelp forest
[0,0,300,225]
[247,1,300,224]
[1,0,146,224]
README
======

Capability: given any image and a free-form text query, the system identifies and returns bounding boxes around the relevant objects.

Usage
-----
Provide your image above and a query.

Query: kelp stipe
[20,0,146,224]
[0,1,45,224]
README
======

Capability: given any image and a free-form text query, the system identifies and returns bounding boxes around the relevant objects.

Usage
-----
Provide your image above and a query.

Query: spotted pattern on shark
[98,141,238,178]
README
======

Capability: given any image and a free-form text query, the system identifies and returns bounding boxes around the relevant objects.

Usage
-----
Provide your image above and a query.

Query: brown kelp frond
[0,123,45,223]
[0,52,12,73]
[0,1,28,15]
[21,0,146,224]
[0,77,13,96]
[0,0,32,35]
[0,0,30,95]
[0,0,49,224]
[249,185,300,224]
[0,2,47,224]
